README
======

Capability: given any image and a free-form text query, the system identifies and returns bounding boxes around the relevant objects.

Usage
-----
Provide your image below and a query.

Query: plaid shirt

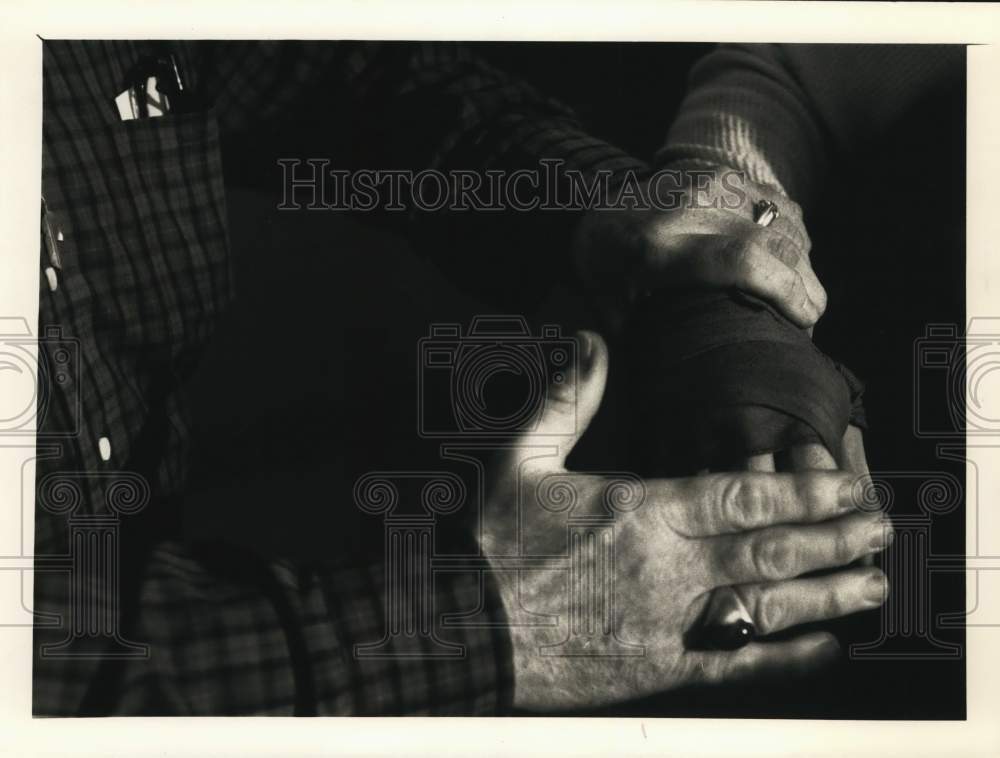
[34,40,647,715]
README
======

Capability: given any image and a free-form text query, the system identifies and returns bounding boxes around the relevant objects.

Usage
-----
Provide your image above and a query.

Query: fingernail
[864,571,889,605]
[867,519,893,553]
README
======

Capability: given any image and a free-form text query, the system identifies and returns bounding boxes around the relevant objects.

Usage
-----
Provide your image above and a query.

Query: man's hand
[572,166,826,332]
[481,332,891,711]
[736,426,879,567]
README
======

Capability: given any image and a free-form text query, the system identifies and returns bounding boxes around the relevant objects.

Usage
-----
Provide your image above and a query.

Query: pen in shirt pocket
[115,50,199,121]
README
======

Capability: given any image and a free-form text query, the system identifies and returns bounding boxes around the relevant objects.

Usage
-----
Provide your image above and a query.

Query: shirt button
[44,267,58,292]
[98,436,111,461]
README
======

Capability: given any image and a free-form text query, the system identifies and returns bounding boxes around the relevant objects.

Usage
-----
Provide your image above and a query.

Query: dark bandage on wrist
[625,290,865,474]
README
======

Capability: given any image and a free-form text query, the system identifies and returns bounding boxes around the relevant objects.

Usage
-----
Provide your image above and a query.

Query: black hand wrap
[626,290,865,475]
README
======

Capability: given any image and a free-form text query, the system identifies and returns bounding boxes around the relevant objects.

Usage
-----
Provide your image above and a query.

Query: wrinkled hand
[481,332,891,711]
[572,166,826,332]
[732,426,878,574]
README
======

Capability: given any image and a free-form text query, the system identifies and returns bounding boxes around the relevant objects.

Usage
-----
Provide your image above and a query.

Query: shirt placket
[39,184,116,520]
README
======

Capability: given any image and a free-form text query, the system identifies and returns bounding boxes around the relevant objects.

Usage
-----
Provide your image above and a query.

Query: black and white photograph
[1,2,999,756]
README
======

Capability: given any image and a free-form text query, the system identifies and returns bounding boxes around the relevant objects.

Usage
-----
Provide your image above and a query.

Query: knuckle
[735,476,774,529]
[782,216,811,253]
[720,237,755,279]
[832,527,854,565]
[715,475,774,531]
[822,586,846,620]
[717,476,748,530]
[793,473,826,519]
[714,539,744,585]
[754,587,784,634]
[787,205,806,230]
[784,196,804,217]
[750,531,795,581]
[765,233,802,268]
[784,270,805,303]
[795,224,813,253]
[813,282,829,316]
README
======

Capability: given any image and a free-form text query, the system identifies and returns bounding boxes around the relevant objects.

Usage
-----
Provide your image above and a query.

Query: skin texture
[572,167,826,335]
[481,333,891,711]
[514,169,880,709]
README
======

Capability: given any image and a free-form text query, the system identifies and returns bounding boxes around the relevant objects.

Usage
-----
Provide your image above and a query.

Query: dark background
[182,43,966,718]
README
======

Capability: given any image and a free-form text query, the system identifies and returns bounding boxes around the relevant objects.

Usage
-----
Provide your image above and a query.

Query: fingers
[642,203,826,327]
[516,330,609,467]
[734,566,889,637]
[659,471,858,538]
[590,171,825,327]
[761,232,827,319]
[839,425,870,476]
[663,233,820,328]
[741,453,775,472]
[781,442,838,471]
[707,511,894,587]
[739,182,813,273]
[684,632,841,687]
[838,425,876,565]
[766,212,811,258]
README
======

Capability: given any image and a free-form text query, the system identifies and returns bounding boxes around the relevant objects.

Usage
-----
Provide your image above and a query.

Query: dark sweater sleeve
[195,41,647,309]
[332,41,649,309]
[655,43,964,209]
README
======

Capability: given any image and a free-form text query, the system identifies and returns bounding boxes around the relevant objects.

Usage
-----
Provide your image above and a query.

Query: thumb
[521,330,609,466]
